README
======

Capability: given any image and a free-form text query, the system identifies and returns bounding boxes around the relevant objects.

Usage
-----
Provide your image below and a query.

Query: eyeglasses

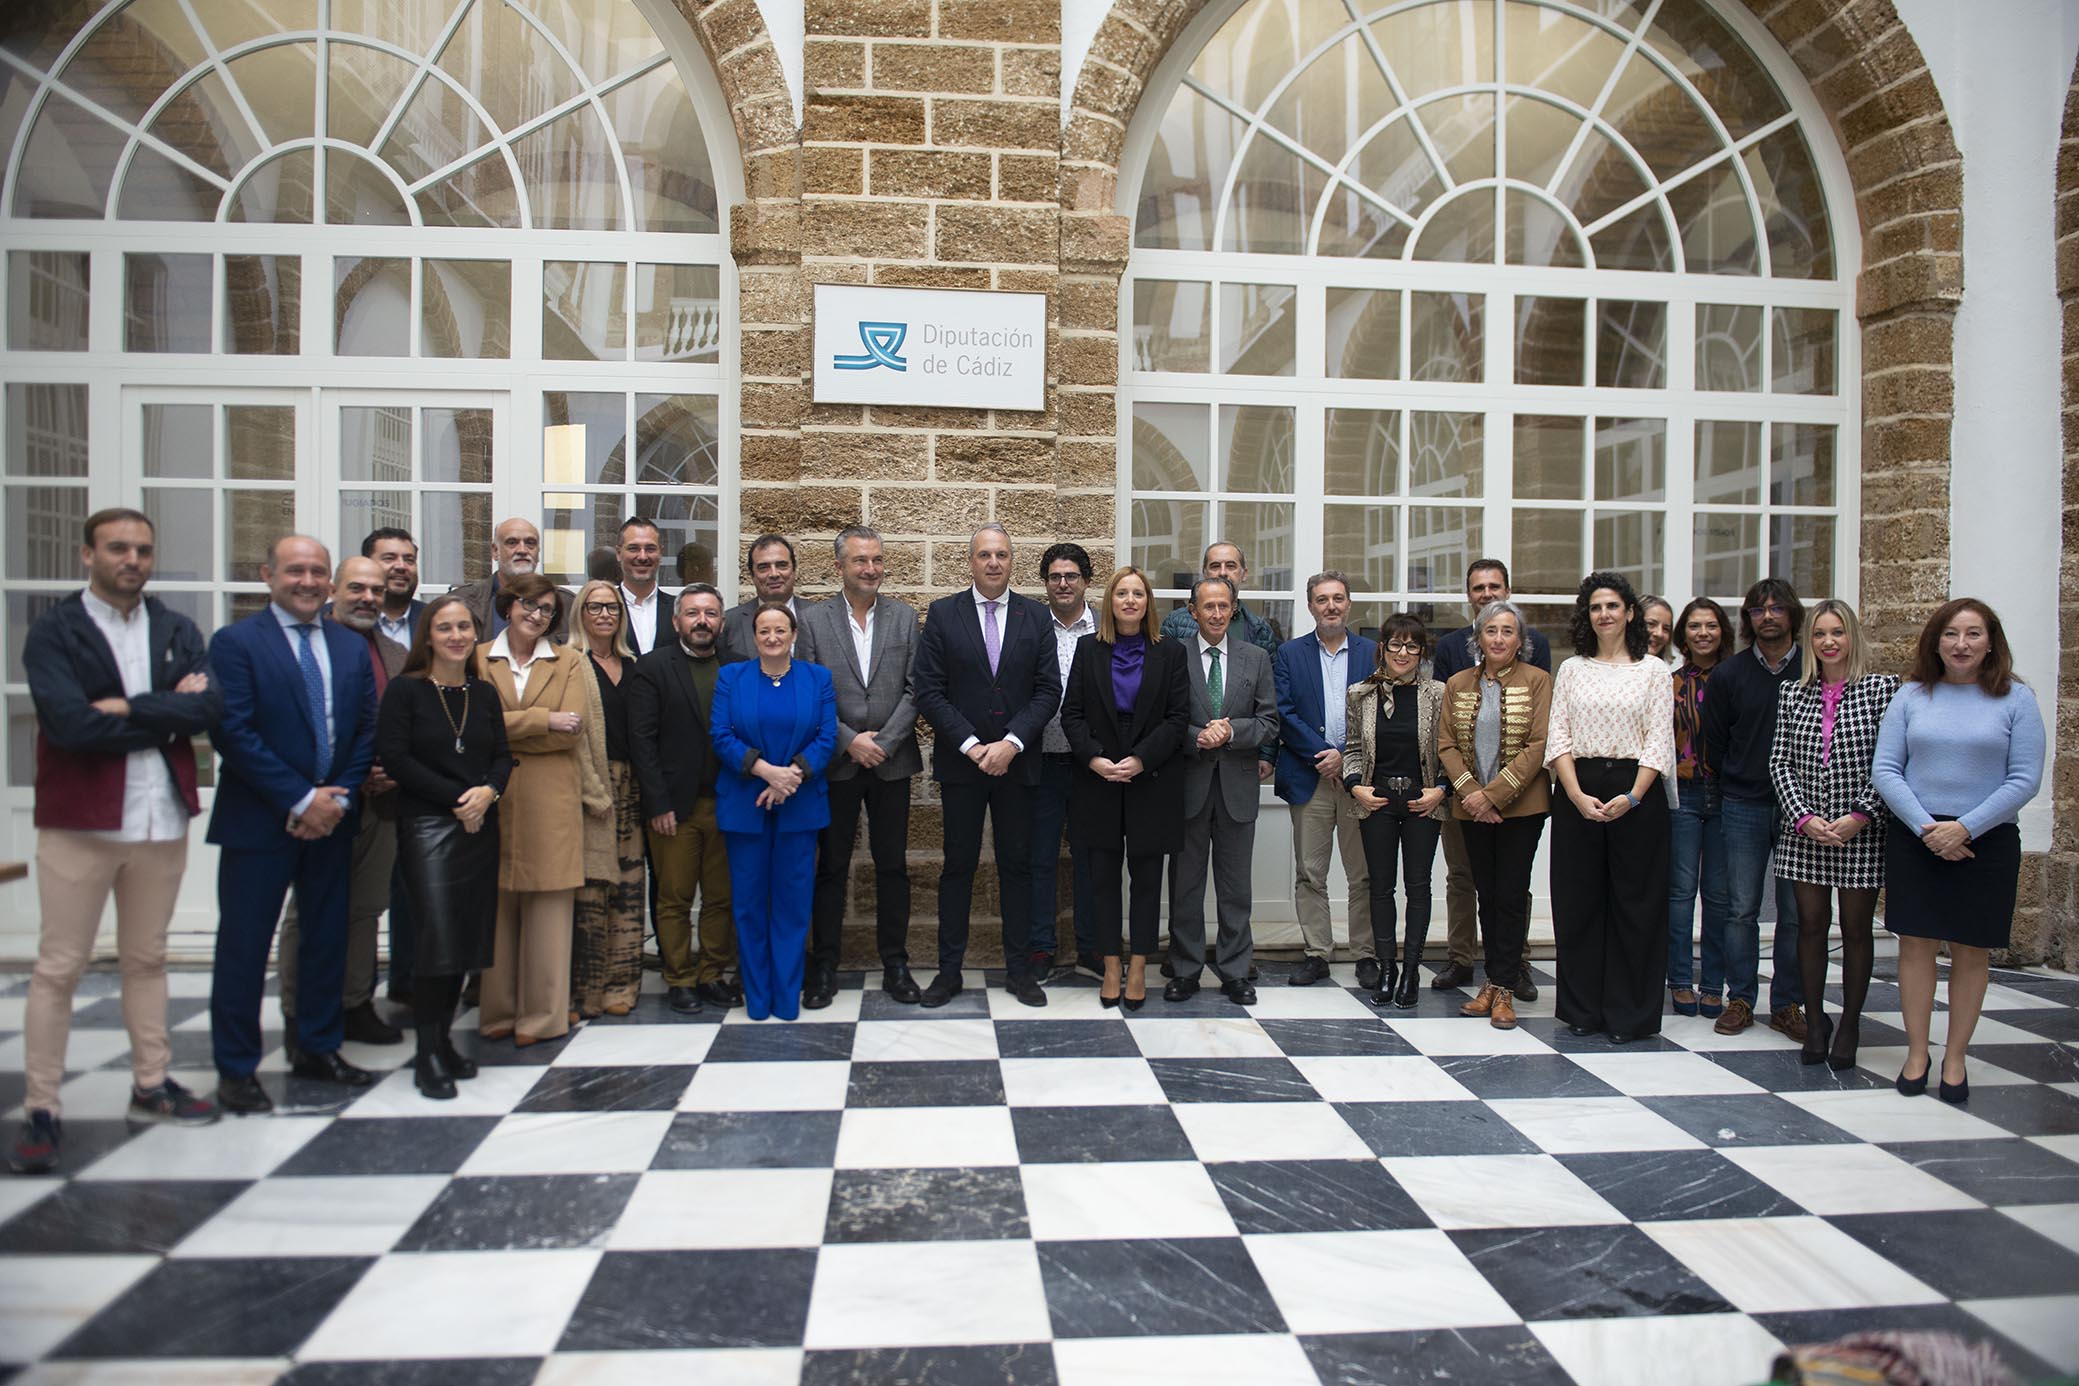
[1745,603,1788,618]
[1045,572,1084,584]
[581,602,619,617]
[516,600,556,620]
[1384,641,1423,655]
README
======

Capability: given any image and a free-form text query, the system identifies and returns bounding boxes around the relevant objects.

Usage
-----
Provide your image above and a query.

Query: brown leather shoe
[1770,1005,1808,1043]
[1713,998,1754,1035]
[1489,990,1517,1030]
[1460,983,1499,1018]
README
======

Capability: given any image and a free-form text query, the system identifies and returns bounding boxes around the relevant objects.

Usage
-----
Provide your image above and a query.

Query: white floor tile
[1975,983,2066,1011]
[1488,1097,1705,1154]
[13,1361,289,1385]
[1641,1217,1943,1312]
[163,972,217,998]
[1862,1012,2046,1049]
[1962,1295,2079,1373]
[0,1254,156,1360]
[1245,1229,1521,1332]
[1382,1154,1627,1229]
[550,1024,716,1067]
[1779,1089,2009,1144]
[1565,1051,1768,1097]
[1173,1102,1374,1162]
[1530,1312,1785,1386]
[298,1249,602,1359]
[1052,1333,1320,1385]
[1384,1018,1556,1057]
[999,1057,1165,1107]
[833,1107,1020,1168]
[1286,1054,1478,1103]
[342,1065,543,1119]
[737,990,862,1024]
[1997,1202,2079,1250]
[1020,1161,1236,1241]
[1723,1143,1983,1215]
[2032,1134,2079,1165]
[171,1174,448,1257]
[851,1019,999,1063]
[1229,987,1379,1020]
[0,1177,58,1228]
[1857,1047,2030,1086]
[988,987,1116,1020]
[77,1116,330,1181]
[0,998,25,1030]
[608,1169,834,1250]
[457,1111,674,1175]
[678,1061,851,1112]
[535,1350,804,1386]
[1125,1017,1282,1059]
[805,1241,1050,1348]
[0,1028,131,1075]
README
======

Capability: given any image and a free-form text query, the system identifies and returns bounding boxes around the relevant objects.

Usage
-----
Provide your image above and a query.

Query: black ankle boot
[413,1031,457,1099]
[1394,935,1426,1008]
[440,1027,478,1080]
[1373,958,1399,1005]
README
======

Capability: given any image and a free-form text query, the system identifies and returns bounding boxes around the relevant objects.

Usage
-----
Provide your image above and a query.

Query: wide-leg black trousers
[1551,756,1671,1039]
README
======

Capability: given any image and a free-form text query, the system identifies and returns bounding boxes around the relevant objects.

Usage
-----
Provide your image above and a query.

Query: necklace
[765,661,790,687]
[433,679,469,753]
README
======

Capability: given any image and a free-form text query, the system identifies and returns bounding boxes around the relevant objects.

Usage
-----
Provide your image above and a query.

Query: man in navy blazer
[911,523,1060,1009]
[207,535,379,1113]
[1273,572,1380,987]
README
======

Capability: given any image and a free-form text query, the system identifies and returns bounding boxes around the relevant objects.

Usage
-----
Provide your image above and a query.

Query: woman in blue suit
[711,602,838,1021]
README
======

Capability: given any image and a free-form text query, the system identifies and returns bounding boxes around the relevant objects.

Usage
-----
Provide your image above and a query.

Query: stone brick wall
[2044,52,2079,969]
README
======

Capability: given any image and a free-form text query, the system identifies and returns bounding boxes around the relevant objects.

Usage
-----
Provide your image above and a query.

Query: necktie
[983,599,1001,675]
[297,624,332,782]
[1207,646,1224,716]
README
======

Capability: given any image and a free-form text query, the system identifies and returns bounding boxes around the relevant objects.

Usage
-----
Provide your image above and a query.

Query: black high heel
[1801,1010,1833,1066]
[1938,1064,1968,1104]
[1122,956,1147,1013]
[1895,1056,1930,1096]
[1826,1017,1859,1073]
[1099,957,1122,1010]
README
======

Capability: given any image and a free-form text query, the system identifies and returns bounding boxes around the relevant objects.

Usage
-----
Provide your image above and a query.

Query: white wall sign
[812,283,1048,411]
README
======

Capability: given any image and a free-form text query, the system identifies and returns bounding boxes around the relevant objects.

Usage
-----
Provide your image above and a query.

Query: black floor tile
[452,1029,576,1067]
[994,1021,1141,1059]
[860,988,989,1021]
[1826,1209,2079,1300]
[1148,1058,1318,1103]
[558,1248,818,1349]
[824,1166,1028,1242]
[281,1360,544,1386]
[1989,1009,2079,1042]
[1636,1094,1862,1149]
[847,1060,1004,1107]
[1039,1237,1285,1337]
[1514,1017,1681,1053]
[1947,1082,2079,1137]
[649,1110,843,1169]
[513,1066,697,1113]
[1436,1055,1623,1101]
[1300,1327,1574,1385]
[1450,1224,1735,1320]
[1988,972,2079,1005]
[274,1116,500,1176]
[0,1179,248,1254]
[1969,1043,2079,1085]
[1558,1150,1803,1221]
[5,1117,149,1177]
[1009,1105,1195,1164]
[1700,1049,1888,1093]
[54,1255,372,1358]
[1880,1137,2079,1205]
[1255,1018,1417,1057]
[1208,1159,1432,1234]
[801,1344,1058,1386]
[1334,1101,1542,1157]
[702,1024,857,1062]
[395,1173,639,1251]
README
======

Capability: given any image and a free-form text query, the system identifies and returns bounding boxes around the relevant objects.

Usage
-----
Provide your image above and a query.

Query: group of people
[6,506,2047,1172]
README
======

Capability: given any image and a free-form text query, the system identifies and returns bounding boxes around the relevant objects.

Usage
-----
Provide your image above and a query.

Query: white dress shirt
[272,602,336,818]
[376,605,413,648]
[1042,603,1095,753]
[959,586,1024,755]
[621,582,665,655]
[489,627,557,700]
[82,591,187,843]
[845,597,877,683]
[1196,632,1231,714]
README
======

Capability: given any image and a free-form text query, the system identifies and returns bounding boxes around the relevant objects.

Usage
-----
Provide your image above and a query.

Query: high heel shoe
[1938,1064,1968,1104]
[1800,1009,1833,1066]
[1895,1056,1930,1096]
[1099,957,1122,1011]
[1826,1016,1859,1073]
[1122,955,1148,1013]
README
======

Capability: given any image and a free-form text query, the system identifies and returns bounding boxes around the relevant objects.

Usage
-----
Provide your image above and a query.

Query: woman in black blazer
[1060,565,1191,1010]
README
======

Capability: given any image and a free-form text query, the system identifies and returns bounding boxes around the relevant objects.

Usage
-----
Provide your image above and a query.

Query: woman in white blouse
[1547,572,1677,1043]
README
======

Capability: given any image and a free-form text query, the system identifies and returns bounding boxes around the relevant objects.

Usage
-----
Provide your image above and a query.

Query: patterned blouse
[1545,655,1677,779]
[1671,661,1713,782]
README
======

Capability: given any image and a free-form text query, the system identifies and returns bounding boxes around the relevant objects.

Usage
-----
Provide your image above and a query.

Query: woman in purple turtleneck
[1060,566,1190,1010]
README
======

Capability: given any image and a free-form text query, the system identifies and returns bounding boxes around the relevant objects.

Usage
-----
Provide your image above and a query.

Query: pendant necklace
[434,680,469,753]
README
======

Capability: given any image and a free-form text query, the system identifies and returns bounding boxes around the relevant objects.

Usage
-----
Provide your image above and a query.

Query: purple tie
[983,599,1001,675]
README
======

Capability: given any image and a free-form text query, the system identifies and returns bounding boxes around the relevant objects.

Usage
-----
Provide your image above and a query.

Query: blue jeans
[1667,778,1729,993]
[1030,754,1098,960]
[1720,795,1802,1011]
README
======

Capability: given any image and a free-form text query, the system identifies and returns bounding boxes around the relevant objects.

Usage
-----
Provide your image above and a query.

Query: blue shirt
[1873,680,2045,839]
[1319,638,1349,749]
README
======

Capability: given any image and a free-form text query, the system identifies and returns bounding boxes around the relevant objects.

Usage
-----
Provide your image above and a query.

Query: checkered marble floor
[3,956,2078,1386]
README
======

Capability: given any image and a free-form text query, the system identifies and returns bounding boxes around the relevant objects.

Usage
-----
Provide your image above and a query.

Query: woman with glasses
[1667,598,1734,1019]
[1343,614,1448,1008]
[1874,599,2044,1103]
[1436,600,1551,1029]
[479,573,587,1046]
[567,580,644,1019]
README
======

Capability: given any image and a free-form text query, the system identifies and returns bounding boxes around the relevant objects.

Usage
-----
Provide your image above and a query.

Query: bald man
[452,516,570,641]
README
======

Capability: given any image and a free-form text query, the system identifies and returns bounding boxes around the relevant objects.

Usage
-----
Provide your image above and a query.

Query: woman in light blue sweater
[1872,599,2045,1105]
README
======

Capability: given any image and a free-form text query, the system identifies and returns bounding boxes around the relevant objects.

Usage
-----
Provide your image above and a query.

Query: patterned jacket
[1437,662,1552,819]
[1340,672,1448,822]
[1769,673,1900,827]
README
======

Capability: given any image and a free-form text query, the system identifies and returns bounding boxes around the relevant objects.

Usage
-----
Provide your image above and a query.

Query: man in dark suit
[451,516,569,641]
[628,584,744,1013]
[721,533,799,659]
[797,526,923,1008]
[362,526,424,648]
[208,535,380,1113]
[911,523,1060,1008]
[1165,576,1279,1007]
[616,515,673,655]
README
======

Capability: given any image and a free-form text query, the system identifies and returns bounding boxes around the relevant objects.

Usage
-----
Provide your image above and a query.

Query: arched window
[1120,0,1854,648]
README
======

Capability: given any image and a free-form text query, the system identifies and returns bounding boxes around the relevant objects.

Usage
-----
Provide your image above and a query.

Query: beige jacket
[481,639,589,892]
[1437,662,1553,820]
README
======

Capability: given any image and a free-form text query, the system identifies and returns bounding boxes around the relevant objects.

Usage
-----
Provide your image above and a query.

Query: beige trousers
[1290,783,1372,960]
[24,831,187,1114]
[277,811,396,1019]
[481,888,576,1042]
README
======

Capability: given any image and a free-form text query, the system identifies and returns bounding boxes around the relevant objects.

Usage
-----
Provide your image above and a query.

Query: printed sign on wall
[811,283,1048,412]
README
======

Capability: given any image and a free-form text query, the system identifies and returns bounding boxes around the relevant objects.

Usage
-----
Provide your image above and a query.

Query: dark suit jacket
[619,585,674,654]
[1272,630,1379,806]
[626,642,745,818]
[710,660,838,835]
[1060,635,1191,855]
[205,609,378,847]
[333,618,409,821]
[1179,636,1278,822]
[24,592,218,830]
[912,588,1060,787]
[794,594,922,781]
[450,574,571,643]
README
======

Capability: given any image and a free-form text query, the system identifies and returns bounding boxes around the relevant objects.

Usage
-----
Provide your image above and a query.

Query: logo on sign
[834,321,908,372]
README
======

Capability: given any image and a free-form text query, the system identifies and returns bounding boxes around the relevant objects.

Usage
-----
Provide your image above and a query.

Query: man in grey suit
[721,533,799,659]
[1165,576,1279,1006]
[797,526,923,1009]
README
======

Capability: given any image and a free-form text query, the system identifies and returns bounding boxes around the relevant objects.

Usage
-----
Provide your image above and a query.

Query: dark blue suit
[711,660,836,1020]
[206,608,377,1075]
[1272,631,1379,806]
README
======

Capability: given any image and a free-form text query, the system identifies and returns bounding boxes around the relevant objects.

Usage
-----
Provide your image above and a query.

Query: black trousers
[1460,815,1546,988]
[1089,848,1163,956]
[810,773,912,973]
[1356,811,1442,963]
[1552,757,1671,1038]
[937,776,1034,981]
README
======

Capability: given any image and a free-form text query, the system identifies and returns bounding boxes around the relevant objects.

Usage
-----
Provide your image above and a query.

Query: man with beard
[363,527,423,647]
[452,517,569,641]
[722,533,799,659]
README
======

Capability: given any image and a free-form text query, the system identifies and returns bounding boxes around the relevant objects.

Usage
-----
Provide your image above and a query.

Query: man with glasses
[1029,542,1101,981]
[723,534,799,660]
[617,516,673,655]
[452,516,569,641]
[1701,577,1807,1039]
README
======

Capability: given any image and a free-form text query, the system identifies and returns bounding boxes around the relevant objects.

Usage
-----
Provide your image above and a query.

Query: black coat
[912,588,1060,787]
[1060,634,1191,856]
[625,643,744,818]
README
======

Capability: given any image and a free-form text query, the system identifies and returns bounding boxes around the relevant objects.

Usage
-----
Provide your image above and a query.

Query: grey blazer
[795,594,923,782]
[1180,636,1278,823]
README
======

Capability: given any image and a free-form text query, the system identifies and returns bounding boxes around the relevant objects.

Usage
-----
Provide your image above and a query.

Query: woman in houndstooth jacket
[1768,599,1899,1074]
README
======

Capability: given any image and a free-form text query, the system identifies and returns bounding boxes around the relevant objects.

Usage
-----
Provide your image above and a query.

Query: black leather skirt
[397,812,500,978]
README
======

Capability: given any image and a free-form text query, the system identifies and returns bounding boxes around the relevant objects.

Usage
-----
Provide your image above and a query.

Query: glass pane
[1596,299,1665,389]
[1747,126,1833,280]
[141,403,211,479]
[635,265,721,364]
[513,104,623,231]
[649,492,721,590]
[1693,511,1759,597]
[1667,159,1759,276]
[1263,32,1395,167]
[1408,411,1481,498]
[1589,202,1674,273]
[378,71,491,185]
[227,149,315,224]
[1324,503,1397,592]
[1409,191,1495,264]
[1593,509,1664,593]
[1325,408,1399,497]
[420,489,494,587]
[51,0,209,122]
[125,253,211,353]
[1505,5,1629,109]
[606,61,720,234]
[1504,98,1580,187]
[1772,308,1835,395]
[340,490,413,561]
[424,408,493,484]
[1425,93,1497,184]
[1505,189,1584,268]
[190,0,317,50]
[223,255,300,354]
[1557,129,1649,229]
[226,406,296,480]
[225,44,317,145]
[438,0,581,131]
[634,394,720,486]
[142,487,213,580]
[115,146,221,222]
[8,251,89,350]
[1131,402,1210,492]
[1594,417,1666,502]
[422,259,511,359]
[7,591,67,682]
[327,43,417,145]
[229,591,271,623]
[339,406,413,483]
[1219,283,1296,375]
[4,485,88,577]
[1602,50,1723,181]
[1371,0,1493,101]
[1768,514,1833,597]
[1135,86,1245,251]
[1696,303,1761,392]
[335,257,411,356]
[1513,602,1574,660]
[1770,423,1835,507]
[13,92,122,218]
[1409,291,1482,382]
[1351,117,1444,227]
[1130,497,1208,593]
[8,694,35,788]
[1515,296,1585,386]
[541,391,627,486]
[543,497,619,584]
[1511,508,1582,593]
[415,151,521,229]
[225,489,295,581]
[1220,405,1293,493]
[327,148,411,226]
[1512,415,1583,501]
[1694,420,1761,504]
[1326,287,1397,380]
[1641,1,1788,142]
[1225,500,1295,592]
[543,261,626,361]
[1133,280,1211,373]
[1222,134,1325,255]
[6,384,89,476]
[1408,505,1483,597]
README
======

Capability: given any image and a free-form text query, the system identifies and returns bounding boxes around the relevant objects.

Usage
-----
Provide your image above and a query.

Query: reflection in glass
[544,261,627,361]
[327,42,416,145]
[326,147,412,226]
[1372,1,1493,102]
[223,255,300,354]
[227,149,315,224]
[1407,505,1483,596]
[1589,202,1674,273]
[1133,280,1211,373]
[1409,190,1494,264]
[1642,1,1788,141]
[1770,424,1835,507]
[1768,514,1833,597]
[424,408,493,485]
[225,44,317,145]
[1505,5,1628,110]
[138,488,208,581]
[52,0,210,122]
[1324,503,1397,591]
[1556,128,1648,228]
[1747,125,1833,279]
[514,104,622,231]
[1602,49,1719,181]
[125,253,211,352]
[647,492,721,590]
[6,384,89,477]
[340,407,412,484]
[144,71,264,182]
[8,251,89,350]
[1594,418,1666,502]
[341,490,414,558]
[420,490,494,586]
[1325,409,1399,497]
[141,404,212,479]
[14,92,123,218]
[1693,511,1760,597]
[1350,118,1441,234]
[8,694,36,787]
[226,406,296,480]
[1410,292,1482,382]
[116,147,219,222]
[1512,415,1584,501]
[1219,283,1296,375]
[225,489,296,582]
[1772,308,1835,394]
[437,0,579,133]
[1593,509,1664,594]
[5,485,88,578]
[1222,132,1326,255]
[1132,403,1210,492]
[1263,32,1394,169]
[1596,300,1665,389]
[636,265,722,364]
[1505,189,1584,268]
[416,151,521,229]
[1696,303,1761,391]
[422,260,511,358]
[607,61,721,234]
[1225,501,1295,591]
[1513,507,1582,593]
[1694,420,1761,504]
[542,392,627,485]
[1325,288,1397,380]
[635,395,720,486]
[379,70,491,184]
[1408,411,1482,497]
[335,257,411,356]
[1220,405,1294,493]
[1130,497,1209,592]
[1515,296,1585,386]
[1667,159,1758,276]
[1138,83,1245,250]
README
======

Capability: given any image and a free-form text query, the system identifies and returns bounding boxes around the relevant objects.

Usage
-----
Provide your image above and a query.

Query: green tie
[1207,646,1224,716]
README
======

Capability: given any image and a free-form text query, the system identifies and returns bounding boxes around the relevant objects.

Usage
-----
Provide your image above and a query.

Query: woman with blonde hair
[565,579,644,1018]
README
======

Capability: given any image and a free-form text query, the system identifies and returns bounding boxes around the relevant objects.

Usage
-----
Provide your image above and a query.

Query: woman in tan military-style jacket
[1435,599,1552,1030]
